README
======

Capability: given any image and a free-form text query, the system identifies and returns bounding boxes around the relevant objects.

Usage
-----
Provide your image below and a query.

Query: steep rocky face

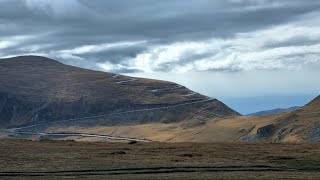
[0,56,240,128]
[256,124,275,138]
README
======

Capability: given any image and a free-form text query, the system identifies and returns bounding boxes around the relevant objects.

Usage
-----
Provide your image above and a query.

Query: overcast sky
[0,0,319,113]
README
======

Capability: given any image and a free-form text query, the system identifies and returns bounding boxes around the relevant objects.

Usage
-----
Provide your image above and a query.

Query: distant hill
[246,106,300,116]
[0,56,239,128]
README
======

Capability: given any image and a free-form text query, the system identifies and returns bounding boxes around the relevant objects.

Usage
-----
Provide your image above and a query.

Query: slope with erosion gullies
[0,56,239,129]
[240,95,320,143]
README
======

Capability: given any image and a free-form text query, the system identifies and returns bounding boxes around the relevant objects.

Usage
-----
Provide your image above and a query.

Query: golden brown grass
[1,139,320,179]
[48,95,320,143]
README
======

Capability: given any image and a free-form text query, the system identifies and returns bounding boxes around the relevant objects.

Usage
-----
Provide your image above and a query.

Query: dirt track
[0,165,305,177]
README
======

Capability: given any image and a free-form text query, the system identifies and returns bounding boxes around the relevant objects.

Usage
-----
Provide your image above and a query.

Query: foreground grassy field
[1,139,320,179]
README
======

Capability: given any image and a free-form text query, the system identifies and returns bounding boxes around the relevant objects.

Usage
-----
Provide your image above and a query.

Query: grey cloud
[80,46,147,64]
[2,0,319,39]
[0,0,320,73]
[263,38,320,49]
[110,68,143,74]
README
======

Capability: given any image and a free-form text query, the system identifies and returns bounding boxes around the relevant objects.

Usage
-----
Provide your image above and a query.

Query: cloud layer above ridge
[0,0,320,74]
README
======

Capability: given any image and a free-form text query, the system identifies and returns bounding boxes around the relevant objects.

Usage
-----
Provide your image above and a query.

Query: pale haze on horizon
[0,0,319,114]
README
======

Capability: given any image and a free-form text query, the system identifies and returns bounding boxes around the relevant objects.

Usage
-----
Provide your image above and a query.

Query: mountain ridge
[0,55,240,128]
[246,106,300,116]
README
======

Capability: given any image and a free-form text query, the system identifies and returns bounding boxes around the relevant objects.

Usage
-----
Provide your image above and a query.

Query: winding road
[3,97,216,142]
[10,98,215,131]
[4,130,151,142]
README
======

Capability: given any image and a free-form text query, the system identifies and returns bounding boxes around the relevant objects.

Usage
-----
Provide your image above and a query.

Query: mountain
[246,106,300,116]
[0,56,240,128]
[2,56,318,143]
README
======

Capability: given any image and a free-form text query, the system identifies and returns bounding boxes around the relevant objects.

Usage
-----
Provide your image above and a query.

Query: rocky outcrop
[257,124,276,138]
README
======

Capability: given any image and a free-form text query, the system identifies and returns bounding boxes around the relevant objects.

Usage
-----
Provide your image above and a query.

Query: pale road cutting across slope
[37,95,320,143]
[3,130,151,142]
[8,98,216,132]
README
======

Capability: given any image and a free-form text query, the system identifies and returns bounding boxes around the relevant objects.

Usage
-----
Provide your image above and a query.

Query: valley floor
[1,139,320,179]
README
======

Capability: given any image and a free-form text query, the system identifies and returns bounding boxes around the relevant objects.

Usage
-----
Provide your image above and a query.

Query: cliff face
[0,56,240,128]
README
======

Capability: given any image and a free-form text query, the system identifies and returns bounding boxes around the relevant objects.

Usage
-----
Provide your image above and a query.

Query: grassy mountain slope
[0,56,239,128]
[43,96,320,143]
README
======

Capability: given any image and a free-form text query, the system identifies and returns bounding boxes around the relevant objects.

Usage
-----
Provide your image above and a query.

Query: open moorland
[1,139,320,179]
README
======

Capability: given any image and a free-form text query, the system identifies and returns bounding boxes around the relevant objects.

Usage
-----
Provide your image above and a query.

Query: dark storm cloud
[1,0,320,73]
